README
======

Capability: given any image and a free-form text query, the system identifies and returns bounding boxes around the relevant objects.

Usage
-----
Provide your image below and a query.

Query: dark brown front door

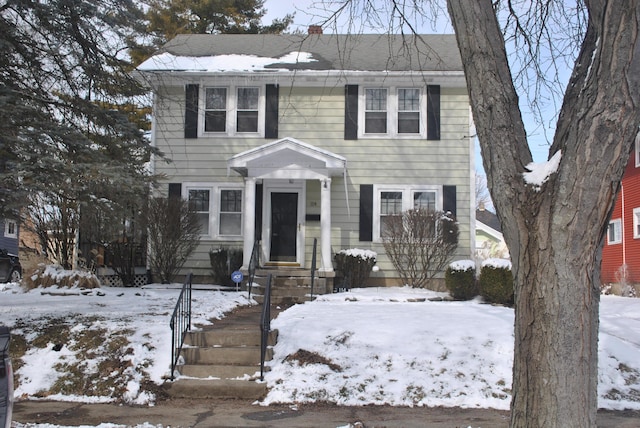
[270,192,298,262]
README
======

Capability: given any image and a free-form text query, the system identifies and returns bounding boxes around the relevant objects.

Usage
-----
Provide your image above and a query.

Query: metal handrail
[310,238,317,301]
[247,240,259,300]
[259,273,272,381]
[169,273,192,380]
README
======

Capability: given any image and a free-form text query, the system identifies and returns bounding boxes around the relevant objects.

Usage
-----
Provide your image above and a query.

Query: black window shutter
[443,185,457,217]
[427,85,441,141]
[345,85,359,140]
[359,184,373,241]
[168,183,182,199]
[185,84,199,139]
[255,183,263,240]
[265,84,279,139]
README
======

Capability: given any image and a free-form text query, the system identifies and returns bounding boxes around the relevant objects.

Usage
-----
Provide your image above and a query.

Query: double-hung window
[365,88,388,134]
[202,86,261,136]
[186,184,243,239]
[204,88,227,132]
[608,218,622,245]
[4,220,17,239]
[236,87,259,133]
[373,185,440,241]
[362,86,424,137]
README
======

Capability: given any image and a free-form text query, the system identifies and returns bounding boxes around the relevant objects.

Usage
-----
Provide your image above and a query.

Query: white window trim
[4,220,17,239]
[200,85,265,137]
[358,86,426,139]
[608,218,622,245]
[634,208,640,239]
[372,184,442,242]
[183,182,244,240]
[635,135,640,167]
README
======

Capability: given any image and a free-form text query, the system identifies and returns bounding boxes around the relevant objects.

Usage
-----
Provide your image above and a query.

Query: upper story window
[361,86,425,138]
[4,220,17,239]
[636,136,640,167]
[202,86,263,136]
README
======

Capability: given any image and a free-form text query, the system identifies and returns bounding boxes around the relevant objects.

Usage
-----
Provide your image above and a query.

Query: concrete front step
[181,346,273,366]
[163,378,267,400]
[185,329,278,347]
[178,364,262,379]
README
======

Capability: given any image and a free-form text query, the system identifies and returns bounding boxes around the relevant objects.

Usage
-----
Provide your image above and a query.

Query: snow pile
[481,258,512,270]
[449,259,476,271]
[2,281,640,413]
[336,248,377,260]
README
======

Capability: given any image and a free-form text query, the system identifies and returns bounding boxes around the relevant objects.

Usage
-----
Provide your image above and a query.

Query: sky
[262,0,565,167]
[2,273,640,427]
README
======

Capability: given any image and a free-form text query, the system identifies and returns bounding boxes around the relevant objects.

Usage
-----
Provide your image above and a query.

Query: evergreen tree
[0,0,158,268]
[130,0,293,64]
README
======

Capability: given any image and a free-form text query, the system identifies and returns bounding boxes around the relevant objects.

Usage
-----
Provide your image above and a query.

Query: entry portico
[228,137,347,272]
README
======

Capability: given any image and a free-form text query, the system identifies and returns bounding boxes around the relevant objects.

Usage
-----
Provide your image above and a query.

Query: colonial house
[137,30,475,291]
[475,204,509,262]
[602,140,640,293]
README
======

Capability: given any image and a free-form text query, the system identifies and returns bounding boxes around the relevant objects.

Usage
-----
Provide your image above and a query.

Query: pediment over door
[228,137,346,179]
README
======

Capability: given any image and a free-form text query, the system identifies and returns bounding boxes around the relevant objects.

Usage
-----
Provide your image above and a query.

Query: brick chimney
[308,25,323,34]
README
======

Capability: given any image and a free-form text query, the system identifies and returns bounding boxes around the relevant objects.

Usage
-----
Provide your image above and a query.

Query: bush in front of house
[24,264,100,290]
[479,258,514,306]
[334,249,377,289]
[209,247,243,286]
[445,260,477,300]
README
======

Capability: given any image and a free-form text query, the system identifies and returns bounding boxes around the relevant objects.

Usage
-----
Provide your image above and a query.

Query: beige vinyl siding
[153,83,472,282]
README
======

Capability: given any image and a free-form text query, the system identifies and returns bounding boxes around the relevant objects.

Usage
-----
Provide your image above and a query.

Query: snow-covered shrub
[445,260,477,300]
[24,264,100,289]
[334,249,377,289]
[479,259,513,306]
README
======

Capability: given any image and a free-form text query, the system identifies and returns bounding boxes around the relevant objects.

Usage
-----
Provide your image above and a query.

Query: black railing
[310,238,317,301]
[247,240,260,301]
[259,273,272,381]
[169,273,192,380]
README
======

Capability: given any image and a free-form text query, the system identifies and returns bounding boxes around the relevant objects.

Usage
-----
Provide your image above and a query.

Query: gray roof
[158,34,462,72]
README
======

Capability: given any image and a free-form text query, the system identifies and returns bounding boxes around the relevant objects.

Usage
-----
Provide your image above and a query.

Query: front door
[269,192,298,262]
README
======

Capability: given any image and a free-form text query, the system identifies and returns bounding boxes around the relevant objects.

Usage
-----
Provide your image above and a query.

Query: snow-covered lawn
[1,280,640,413]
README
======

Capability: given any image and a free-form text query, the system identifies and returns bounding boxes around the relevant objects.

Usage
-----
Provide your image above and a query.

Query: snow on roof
[138,51,317,72]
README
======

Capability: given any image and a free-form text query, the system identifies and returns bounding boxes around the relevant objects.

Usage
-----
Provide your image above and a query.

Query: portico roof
[228,137,346,180]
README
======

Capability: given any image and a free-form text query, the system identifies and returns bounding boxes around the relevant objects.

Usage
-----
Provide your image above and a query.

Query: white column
[242,177,256,270]
[320,178,333,271]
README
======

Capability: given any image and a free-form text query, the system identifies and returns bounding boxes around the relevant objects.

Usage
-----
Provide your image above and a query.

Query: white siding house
[137,33,474,290]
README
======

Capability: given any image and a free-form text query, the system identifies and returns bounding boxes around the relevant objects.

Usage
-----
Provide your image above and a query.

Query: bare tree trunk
[447,1,640,426]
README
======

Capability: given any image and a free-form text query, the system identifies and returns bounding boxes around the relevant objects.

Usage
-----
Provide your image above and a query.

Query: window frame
[200,85,265,137]
[608,218,622,245]
[183,183,244,240]
[4,220,17,239]
[372,184,441,242]
[635,134,640,167]
[359,86,426,139]
[634,208,640,239]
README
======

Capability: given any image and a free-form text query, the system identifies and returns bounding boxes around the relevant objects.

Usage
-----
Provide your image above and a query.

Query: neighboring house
[137,30,475,289]
[475,204,509,261]
[0,218,18,255]
[602,141,640,289]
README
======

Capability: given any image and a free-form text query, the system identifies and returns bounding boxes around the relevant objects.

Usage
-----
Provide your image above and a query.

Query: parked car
[0,250,21,283]
[0,326,12,428]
